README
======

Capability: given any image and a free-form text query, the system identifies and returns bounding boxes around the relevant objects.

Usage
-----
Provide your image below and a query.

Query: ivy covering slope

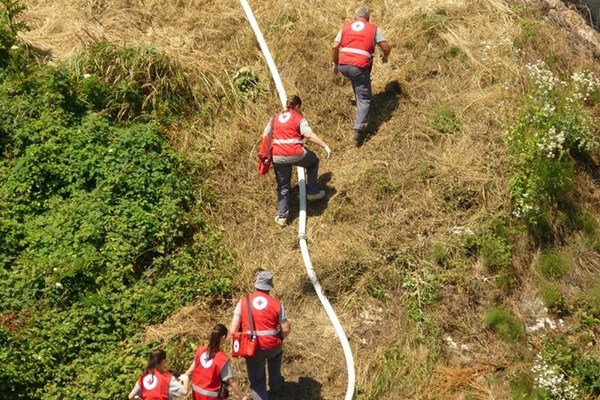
[0,2,233,399]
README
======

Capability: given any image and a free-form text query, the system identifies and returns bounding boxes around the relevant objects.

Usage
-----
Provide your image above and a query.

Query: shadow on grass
[287,172,335,224]
[360,79,403,145]
[270,376,324,400]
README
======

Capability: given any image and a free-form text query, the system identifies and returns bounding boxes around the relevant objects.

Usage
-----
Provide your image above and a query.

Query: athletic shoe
[306,190,326,201]
[275,216,287,226]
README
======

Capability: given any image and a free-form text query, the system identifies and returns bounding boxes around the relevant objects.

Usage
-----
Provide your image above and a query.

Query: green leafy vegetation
[483,306,524,342]
[0,5,233,399]
[507,61,599,228]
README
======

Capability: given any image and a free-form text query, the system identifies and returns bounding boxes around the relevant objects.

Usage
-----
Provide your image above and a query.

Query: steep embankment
[17,0,600,399]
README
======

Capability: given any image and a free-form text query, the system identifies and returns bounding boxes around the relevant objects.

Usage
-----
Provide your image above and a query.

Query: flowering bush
[507,61,599,224]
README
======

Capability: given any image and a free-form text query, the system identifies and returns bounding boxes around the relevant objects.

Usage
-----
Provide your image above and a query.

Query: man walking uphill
[230,271,290,400]
[332,6,391,146]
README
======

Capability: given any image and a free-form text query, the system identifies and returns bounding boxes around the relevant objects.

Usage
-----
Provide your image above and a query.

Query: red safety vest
[339,18,378,68]
[241,292,282,350]
[191,346,229,400]
[271,110,305,158]
[138,370,172,400]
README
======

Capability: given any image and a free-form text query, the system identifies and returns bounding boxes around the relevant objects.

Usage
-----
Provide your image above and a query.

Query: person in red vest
[331,6,391,146]
[229,271,291,400]
[128,349,185,400]
[262,95,332,227]
[181,324,247,400]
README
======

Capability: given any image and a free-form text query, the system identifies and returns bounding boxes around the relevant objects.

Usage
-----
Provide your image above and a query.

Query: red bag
[231,332,257,358]
[232,295,257,358]
[257,119,274,175]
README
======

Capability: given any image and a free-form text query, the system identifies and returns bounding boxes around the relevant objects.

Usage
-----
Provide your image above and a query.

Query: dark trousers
[245,346,284,400]
[273,150,320,219]
[338,63,372,132]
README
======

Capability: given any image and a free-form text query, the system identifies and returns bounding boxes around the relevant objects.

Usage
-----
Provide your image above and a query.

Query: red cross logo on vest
[277,112,292,124]
[252,296,268,310]
[351,21,365,32]
[142,374,159,390]
[199,351,214,368]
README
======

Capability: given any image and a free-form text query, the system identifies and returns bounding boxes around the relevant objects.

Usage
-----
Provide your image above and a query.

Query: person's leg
[294,151,320,195]
[265,346,284,393]
[273,163,293,220]
[246,350,268,400]
[337,64,372,134]
[353,66,372,133]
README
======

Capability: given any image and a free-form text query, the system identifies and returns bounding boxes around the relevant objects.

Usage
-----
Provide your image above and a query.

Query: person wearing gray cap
[229,271,291,400]
[331,6,391,146]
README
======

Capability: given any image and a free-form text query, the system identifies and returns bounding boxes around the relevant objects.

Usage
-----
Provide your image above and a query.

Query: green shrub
[540,282,566,315]
[483,306,524,342]
[509,373,549,400]
[537,249,572,280]
[479,234,512,273]
[70,41,197,122]
[0,14,233,399]
[431,106,460,134]
[507,62,598,226]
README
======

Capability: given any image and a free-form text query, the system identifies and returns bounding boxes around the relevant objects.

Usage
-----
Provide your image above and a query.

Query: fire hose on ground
[238,0,356,398]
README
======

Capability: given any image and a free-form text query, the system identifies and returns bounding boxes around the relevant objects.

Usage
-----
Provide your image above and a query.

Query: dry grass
[17,0,600,398]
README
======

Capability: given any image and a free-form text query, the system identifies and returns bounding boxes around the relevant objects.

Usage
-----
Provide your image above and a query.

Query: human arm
[229,313,241,336]
[303,130,331,159]
[227,377,247,400]
[179,360,195,395]
[168,375,185,399]
[331,29,342,67]
[279,319,291,340]
[128,382,141,400]
[261,117,274,139]
[278,303,291,339]
[331,41,341,69]
[377,40,391,63]
[299,120,331,158]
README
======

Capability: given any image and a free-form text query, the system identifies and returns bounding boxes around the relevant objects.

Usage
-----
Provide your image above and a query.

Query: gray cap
[254,271,274,291]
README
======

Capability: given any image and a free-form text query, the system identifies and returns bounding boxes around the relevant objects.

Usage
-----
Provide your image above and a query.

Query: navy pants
[245,346,284,400]
[273,150,320,219]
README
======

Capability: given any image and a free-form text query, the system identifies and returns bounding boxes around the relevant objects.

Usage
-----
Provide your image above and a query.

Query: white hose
[238,1,356,399]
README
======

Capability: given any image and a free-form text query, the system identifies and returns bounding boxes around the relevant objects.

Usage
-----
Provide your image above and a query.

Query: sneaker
[275,216,287,226]
[306,190,326,201]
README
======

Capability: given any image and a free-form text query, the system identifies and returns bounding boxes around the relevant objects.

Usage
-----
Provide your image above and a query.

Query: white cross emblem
[233,339,240,353]
[278,112,291,124]
[142,374,158,390]
[252,296,268,310]
[199,351,214,368]
[351,21,365,32]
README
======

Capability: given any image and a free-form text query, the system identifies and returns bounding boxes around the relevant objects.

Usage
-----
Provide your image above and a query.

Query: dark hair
[286,95,302,110]
[208,324,228,359]
[145,349,167,374]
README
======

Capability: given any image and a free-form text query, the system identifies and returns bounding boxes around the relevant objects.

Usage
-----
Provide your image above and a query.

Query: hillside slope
[18,0,600,399]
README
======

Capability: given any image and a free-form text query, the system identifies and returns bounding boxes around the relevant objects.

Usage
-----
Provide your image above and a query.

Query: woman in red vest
[261,95,332,226]
[181,324,247,400]
[128,349,185,400]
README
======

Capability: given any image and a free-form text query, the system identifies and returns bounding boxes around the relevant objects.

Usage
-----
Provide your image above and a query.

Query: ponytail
[207,324,228,359]
[145,349,167,374]
[285,95,302,111]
